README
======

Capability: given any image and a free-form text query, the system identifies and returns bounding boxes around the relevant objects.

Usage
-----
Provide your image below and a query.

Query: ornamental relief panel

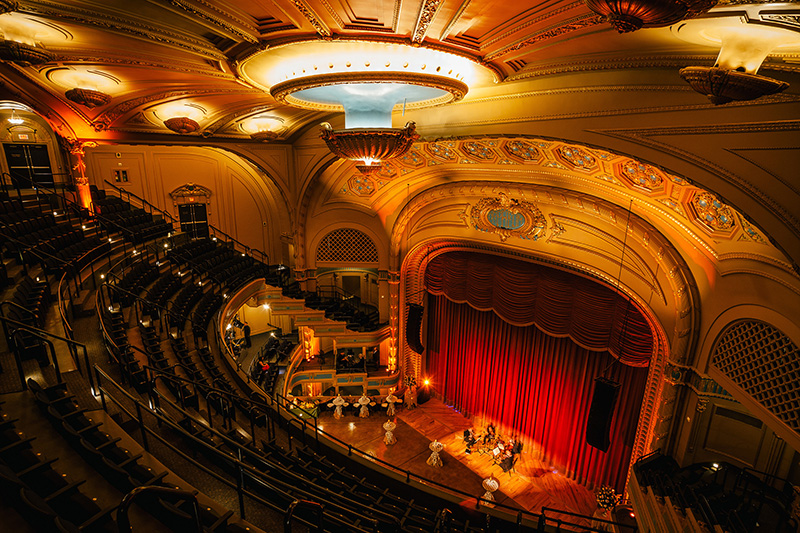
[460,192,547,242]
[336,136,769,249]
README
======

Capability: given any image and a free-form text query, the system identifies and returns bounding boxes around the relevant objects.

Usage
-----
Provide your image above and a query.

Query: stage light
[423,379,430,386]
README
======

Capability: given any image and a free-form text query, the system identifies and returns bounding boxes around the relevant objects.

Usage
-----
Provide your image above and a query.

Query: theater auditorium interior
[0,0,799,531]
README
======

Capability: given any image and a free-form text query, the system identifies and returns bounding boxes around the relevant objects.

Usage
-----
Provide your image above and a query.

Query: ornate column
[67,139,96,210]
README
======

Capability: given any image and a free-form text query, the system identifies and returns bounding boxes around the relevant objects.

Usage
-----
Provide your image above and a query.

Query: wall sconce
[0,38,53,65]
[164,116,201,134]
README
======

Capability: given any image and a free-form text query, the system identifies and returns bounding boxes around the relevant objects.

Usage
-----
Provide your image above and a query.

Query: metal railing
[102,179,271,266]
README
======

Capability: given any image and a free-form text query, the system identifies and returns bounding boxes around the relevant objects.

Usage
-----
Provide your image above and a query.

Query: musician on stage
[483,422,496,445]
[463,428,477,454]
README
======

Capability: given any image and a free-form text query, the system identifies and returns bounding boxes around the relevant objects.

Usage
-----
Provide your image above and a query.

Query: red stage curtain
[427,296,648,492]
[425,251,653,366]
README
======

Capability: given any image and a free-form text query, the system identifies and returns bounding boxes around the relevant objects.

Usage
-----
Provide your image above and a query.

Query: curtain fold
[427,295,649,492]
[425,251,653,366]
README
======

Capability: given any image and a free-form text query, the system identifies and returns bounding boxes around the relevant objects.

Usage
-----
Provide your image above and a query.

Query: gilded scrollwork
[469,192,547,242]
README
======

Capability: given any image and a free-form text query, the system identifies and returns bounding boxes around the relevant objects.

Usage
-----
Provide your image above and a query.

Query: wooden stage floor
[317,398,597,527]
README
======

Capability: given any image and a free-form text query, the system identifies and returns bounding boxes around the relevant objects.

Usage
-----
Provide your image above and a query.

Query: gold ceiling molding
[291,0,331,36]
[167,0,258,43]
[340,135,770,249]
[91,88,260,131]
[479,1,586,50]
[317,0,345,26]
[460,192,548,242]
[485,13,603,60]
[0,1,17,14]
[42,48,234,78]
[505,55,717,81]
[597,122,800,245]
[437,0,472,41]
[22,0,227,60]
[412,0,443,43]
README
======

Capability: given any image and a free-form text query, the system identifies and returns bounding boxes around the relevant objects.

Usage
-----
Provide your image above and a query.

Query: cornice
[595,122,800,242]
[505,55,800,81]
[166,0,258,43]
[727,145,800,198]
[412,0,443,43]
[718,268,800,296]
[19,0,227,59]
[290,0,331,36]
[480,1,586,50]
[44,48,234,79]
[92,88,263,131]
[485,13,603,61]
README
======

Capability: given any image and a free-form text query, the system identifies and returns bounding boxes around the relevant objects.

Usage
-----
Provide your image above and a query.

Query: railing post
[135,401,149,452]
[237,448,246,519]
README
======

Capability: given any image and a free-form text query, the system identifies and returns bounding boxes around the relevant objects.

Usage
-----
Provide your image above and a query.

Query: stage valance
[424,251,654,366]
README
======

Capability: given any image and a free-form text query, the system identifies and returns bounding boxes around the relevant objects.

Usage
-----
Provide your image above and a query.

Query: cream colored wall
[84,144,292,264]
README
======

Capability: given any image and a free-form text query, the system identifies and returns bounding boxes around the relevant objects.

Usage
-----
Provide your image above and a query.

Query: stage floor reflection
[316,397,597,527]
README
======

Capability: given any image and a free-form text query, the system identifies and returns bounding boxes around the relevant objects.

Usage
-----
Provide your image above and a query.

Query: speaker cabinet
[585,377,620,452]
[406,304,424,354]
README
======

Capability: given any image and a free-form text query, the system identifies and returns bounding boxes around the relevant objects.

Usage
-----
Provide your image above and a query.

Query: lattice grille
[316,228,378,263]
[712,321,800,431]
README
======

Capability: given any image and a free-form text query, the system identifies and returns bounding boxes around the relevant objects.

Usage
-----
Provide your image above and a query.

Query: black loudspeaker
[585,377,620,452]
[406,304,424,354]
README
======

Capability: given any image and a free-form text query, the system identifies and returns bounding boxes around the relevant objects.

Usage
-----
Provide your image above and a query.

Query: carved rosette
[319,122,419,164]
[65,88,112,109]
[0,39,54,65]
[469,193,547,242]
[164,116,200,134]
[679,66,789,105]
[585,0,717,32]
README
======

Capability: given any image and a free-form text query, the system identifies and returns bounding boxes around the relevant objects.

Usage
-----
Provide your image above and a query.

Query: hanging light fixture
[0,38,53,65]
[238,40,494,172]
[242,114,284,142]
[584,0,717,33]
[65,87,111,109]
[673,3,798,104]
[157,102,206,134]
[7,108,23,124]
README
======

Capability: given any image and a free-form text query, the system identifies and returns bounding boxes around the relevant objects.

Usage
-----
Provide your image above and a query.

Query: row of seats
[91,193,172,245]
[22,379,261,532]
[0,395,119,532]
[635,452,797,533]
[114,260,160,305]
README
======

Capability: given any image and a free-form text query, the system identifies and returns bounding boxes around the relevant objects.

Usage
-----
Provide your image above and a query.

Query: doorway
[3,143,54,188]
[178,203,209,239]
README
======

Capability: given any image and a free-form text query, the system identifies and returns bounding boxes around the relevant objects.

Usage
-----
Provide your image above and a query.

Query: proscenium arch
[388,180,700,364]
[399,238,671,491]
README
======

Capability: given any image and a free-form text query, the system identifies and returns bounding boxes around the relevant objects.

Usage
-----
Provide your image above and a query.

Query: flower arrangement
[403,375,417,388]
[596,486,618,510]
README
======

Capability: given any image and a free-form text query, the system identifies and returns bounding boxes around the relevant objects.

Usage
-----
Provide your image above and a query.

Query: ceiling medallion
[240,40,493,168]
[164,116,200,134]
[679,67,788,104]
[584,0,716,33]
[468,193,547,242]
[65,88,111,109]
[0,38,53,65]
[320,122,419,174]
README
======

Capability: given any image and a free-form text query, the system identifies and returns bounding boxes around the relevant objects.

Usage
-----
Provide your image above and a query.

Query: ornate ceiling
[0,0,799,271]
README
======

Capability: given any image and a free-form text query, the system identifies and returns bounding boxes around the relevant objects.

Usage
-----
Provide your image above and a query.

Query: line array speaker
[585,377,620,452]
[406,303,424,354]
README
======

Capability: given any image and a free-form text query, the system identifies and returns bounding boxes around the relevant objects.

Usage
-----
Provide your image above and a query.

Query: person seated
[463,428,476,454]
[500,452,514,473]
[483,423,496,445]
[514,441,523,455]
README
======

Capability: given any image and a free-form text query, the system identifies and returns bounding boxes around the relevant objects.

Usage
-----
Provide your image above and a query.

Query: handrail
[540,506,638,532]
[117,486,203,533]
[284,500,324,533]
[91,366,379,532]
[0,228,74,269]
[102,179,271,265]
